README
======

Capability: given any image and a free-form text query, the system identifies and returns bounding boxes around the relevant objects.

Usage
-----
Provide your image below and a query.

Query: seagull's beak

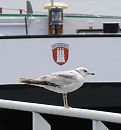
[88,72,95,75]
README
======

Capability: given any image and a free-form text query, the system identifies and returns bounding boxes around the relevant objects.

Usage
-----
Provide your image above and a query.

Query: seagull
[19,67,95,107]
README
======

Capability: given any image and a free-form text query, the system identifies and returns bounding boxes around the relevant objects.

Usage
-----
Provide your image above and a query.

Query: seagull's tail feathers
[19,78,40,84]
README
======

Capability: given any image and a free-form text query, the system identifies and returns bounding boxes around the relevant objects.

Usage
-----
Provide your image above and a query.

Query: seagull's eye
[83,70,87,73]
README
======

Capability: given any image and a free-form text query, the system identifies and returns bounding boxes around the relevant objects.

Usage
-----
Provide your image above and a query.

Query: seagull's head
[75,67,95,77]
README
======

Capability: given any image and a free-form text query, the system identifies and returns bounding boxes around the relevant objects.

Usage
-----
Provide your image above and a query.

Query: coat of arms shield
[52,43,69,65]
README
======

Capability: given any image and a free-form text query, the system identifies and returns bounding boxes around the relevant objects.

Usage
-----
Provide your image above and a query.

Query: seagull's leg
[63,93,68,108]
[65,93,68,107]
[63,93,66,107]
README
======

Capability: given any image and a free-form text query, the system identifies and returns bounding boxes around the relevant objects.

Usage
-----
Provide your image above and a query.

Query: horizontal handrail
[0,99,121,124]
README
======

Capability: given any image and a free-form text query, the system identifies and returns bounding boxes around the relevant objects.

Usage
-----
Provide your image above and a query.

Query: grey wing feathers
[19,78,41,84]
[45,71,78,86]
[19,71,78,86]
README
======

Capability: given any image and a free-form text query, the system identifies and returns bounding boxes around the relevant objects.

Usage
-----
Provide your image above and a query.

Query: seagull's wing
[45,71,78,86]
[20,71,78,87]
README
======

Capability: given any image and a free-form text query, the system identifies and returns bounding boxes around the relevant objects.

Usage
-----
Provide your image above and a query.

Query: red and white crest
[52,43,69,65]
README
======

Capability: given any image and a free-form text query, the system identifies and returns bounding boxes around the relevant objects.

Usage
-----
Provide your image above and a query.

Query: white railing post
[92,120,109,130]
[92,120,97,130]
[32,112,51,130]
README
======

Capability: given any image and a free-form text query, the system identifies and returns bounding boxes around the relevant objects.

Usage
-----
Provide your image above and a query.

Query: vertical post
[92,120,97,130]
[25,17,28,35]
[20,9,23,14]
[0,7,2,14]
[92,120,109,130]
[51,0,54,7]
[32,112,51,130]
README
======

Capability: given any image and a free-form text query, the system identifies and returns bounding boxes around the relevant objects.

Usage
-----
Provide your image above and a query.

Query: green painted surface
[0,13,121,19]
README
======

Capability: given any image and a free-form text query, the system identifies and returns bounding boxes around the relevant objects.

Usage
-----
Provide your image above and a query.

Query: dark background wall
[0,83,120,108]
[0,109,32,130]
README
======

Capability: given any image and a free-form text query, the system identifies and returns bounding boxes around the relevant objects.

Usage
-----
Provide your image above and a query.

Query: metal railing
[0,99,121,124]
